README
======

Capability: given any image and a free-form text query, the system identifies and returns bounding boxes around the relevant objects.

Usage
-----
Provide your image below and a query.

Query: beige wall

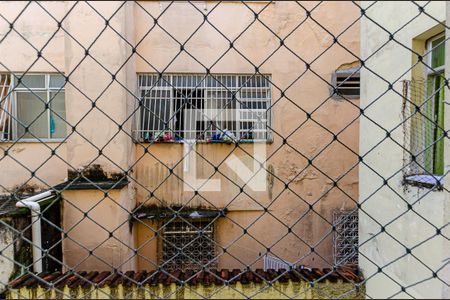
[61,1,137,272]
[0,1,67,193]
[360,1,449,298]
[62,189,136,271]
[0,1,360,273]
[0,143,67,193]
[133,1,360,269]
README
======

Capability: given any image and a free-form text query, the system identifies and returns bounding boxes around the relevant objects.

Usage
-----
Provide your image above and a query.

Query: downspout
[15,190,54,273]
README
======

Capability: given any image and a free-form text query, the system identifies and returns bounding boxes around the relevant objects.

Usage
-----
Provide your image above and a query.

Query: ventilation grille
[333,210,359,266]
[334,70,360,98]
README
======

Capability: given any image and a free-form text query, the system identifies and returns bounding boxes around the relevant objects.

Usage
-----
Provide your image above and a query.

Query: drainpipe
[15,190,54,273]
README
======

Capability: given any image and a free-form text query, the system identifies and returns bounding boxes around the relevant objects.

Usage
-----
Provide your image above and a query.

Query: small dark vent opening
[332,69,360,98]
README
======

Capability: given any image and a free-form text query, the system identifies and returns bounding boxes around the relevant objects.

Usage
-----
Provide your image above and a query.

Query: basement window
[160,219,217,271]
[0,73,66,141]
[333,210,358,266]
[332,68,360,99]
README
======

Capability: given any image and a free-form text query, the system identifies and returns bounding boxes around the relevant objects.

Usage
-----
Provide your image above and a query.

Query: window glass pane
[16,92,48,139]
[49,75,65,89]
[420,74,445,175]
[50,92,66,139]
[16,75,45,89]
[140,89,171,140]
[422,77,436,173]
[433,75,445,175]
[431,35,445,68]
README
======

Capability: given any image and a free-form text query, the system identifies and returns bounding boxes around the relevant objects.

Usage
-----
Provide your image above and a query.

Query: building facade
[360,1,450,298]
[0,1,360,281]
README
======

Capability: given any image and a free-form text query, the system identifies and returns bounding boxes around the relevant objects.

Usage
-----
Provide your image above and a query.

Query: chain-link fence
[0,1,448,299]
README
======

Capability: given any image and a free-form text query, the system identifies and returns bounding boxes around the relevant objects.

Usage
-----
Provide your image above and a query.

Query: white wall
[360,1,449,298]
[0,224,14,292]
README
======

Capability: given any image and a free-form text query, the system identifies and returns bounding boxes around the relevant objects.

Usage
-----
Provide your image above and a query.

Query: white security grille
[0,74,12,141]
[137,74,272,142]
[161,220,216,271]
[333,210,358,266]
[263,254,295,271]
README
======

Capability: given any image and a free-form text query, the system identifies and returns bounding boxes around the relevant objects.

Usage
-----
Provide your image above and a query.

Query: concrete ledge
[53,178,129,191]
[6,280,364,299]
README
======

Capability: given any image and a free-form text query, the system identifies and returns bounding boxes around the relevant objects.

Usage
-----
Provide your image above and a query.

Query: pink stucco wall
[0,1,360,271]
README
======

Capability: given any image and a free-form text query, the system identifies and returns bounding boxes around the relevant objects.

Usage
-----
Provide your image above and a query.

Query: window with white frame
[0,74,12,141]
[137,74,272,142]
[0,74,66,141]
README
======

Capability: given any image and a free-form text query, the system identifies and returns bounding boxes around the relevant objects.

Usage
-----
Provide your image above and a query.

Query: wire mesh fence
[0,1,448,299]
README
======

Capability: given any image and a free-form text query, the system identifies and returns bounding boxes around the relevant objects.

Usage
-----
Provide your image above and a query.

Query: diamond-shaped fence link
[0,1,448,299]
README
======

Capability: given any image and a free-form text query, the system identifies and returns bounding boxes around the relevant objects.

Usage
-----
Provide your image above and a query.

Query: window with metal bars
[137,74,272,142]
[160,219,216,271]
[333,210,358,267]
[0,73,66,141]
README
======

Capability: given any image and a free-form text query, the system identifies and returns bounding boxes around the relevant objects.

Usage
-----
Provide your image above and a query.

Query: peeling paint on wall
[0,223,14,292]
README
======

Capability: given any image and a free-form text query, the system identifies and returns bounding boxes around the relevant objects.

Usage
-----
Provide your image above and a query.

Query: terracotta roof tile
[68,271,87,288]
[133,271,147,285]
[82,271,99,288]
[100,272,119,288]
[8,266,363,289]
[322,268,340,282]
[92,271,110,285]
[9,273,32,289]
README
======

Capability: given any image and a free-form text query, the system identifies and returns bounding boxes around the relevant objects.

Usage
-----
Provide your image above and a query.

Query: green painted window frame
[424,33,445,175]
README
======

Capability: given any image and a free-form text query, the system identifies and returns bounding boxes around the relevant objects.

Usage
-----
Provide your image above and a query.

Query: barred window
[161,219,216,271]
[137,74,272,142]
[404,33,445,183]
[333,210,358,266]
[0,74,66,141]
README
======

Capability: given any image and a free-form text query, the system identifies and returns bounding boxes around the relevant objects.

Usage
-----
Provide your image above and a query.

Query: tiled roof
[9,267,363,289]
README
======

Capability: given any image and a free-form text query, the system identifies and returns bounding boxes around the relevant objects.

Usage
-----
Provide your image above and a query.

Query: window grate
[161,219,216,272]
[333,210,358,266]
[137,74,272,142]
